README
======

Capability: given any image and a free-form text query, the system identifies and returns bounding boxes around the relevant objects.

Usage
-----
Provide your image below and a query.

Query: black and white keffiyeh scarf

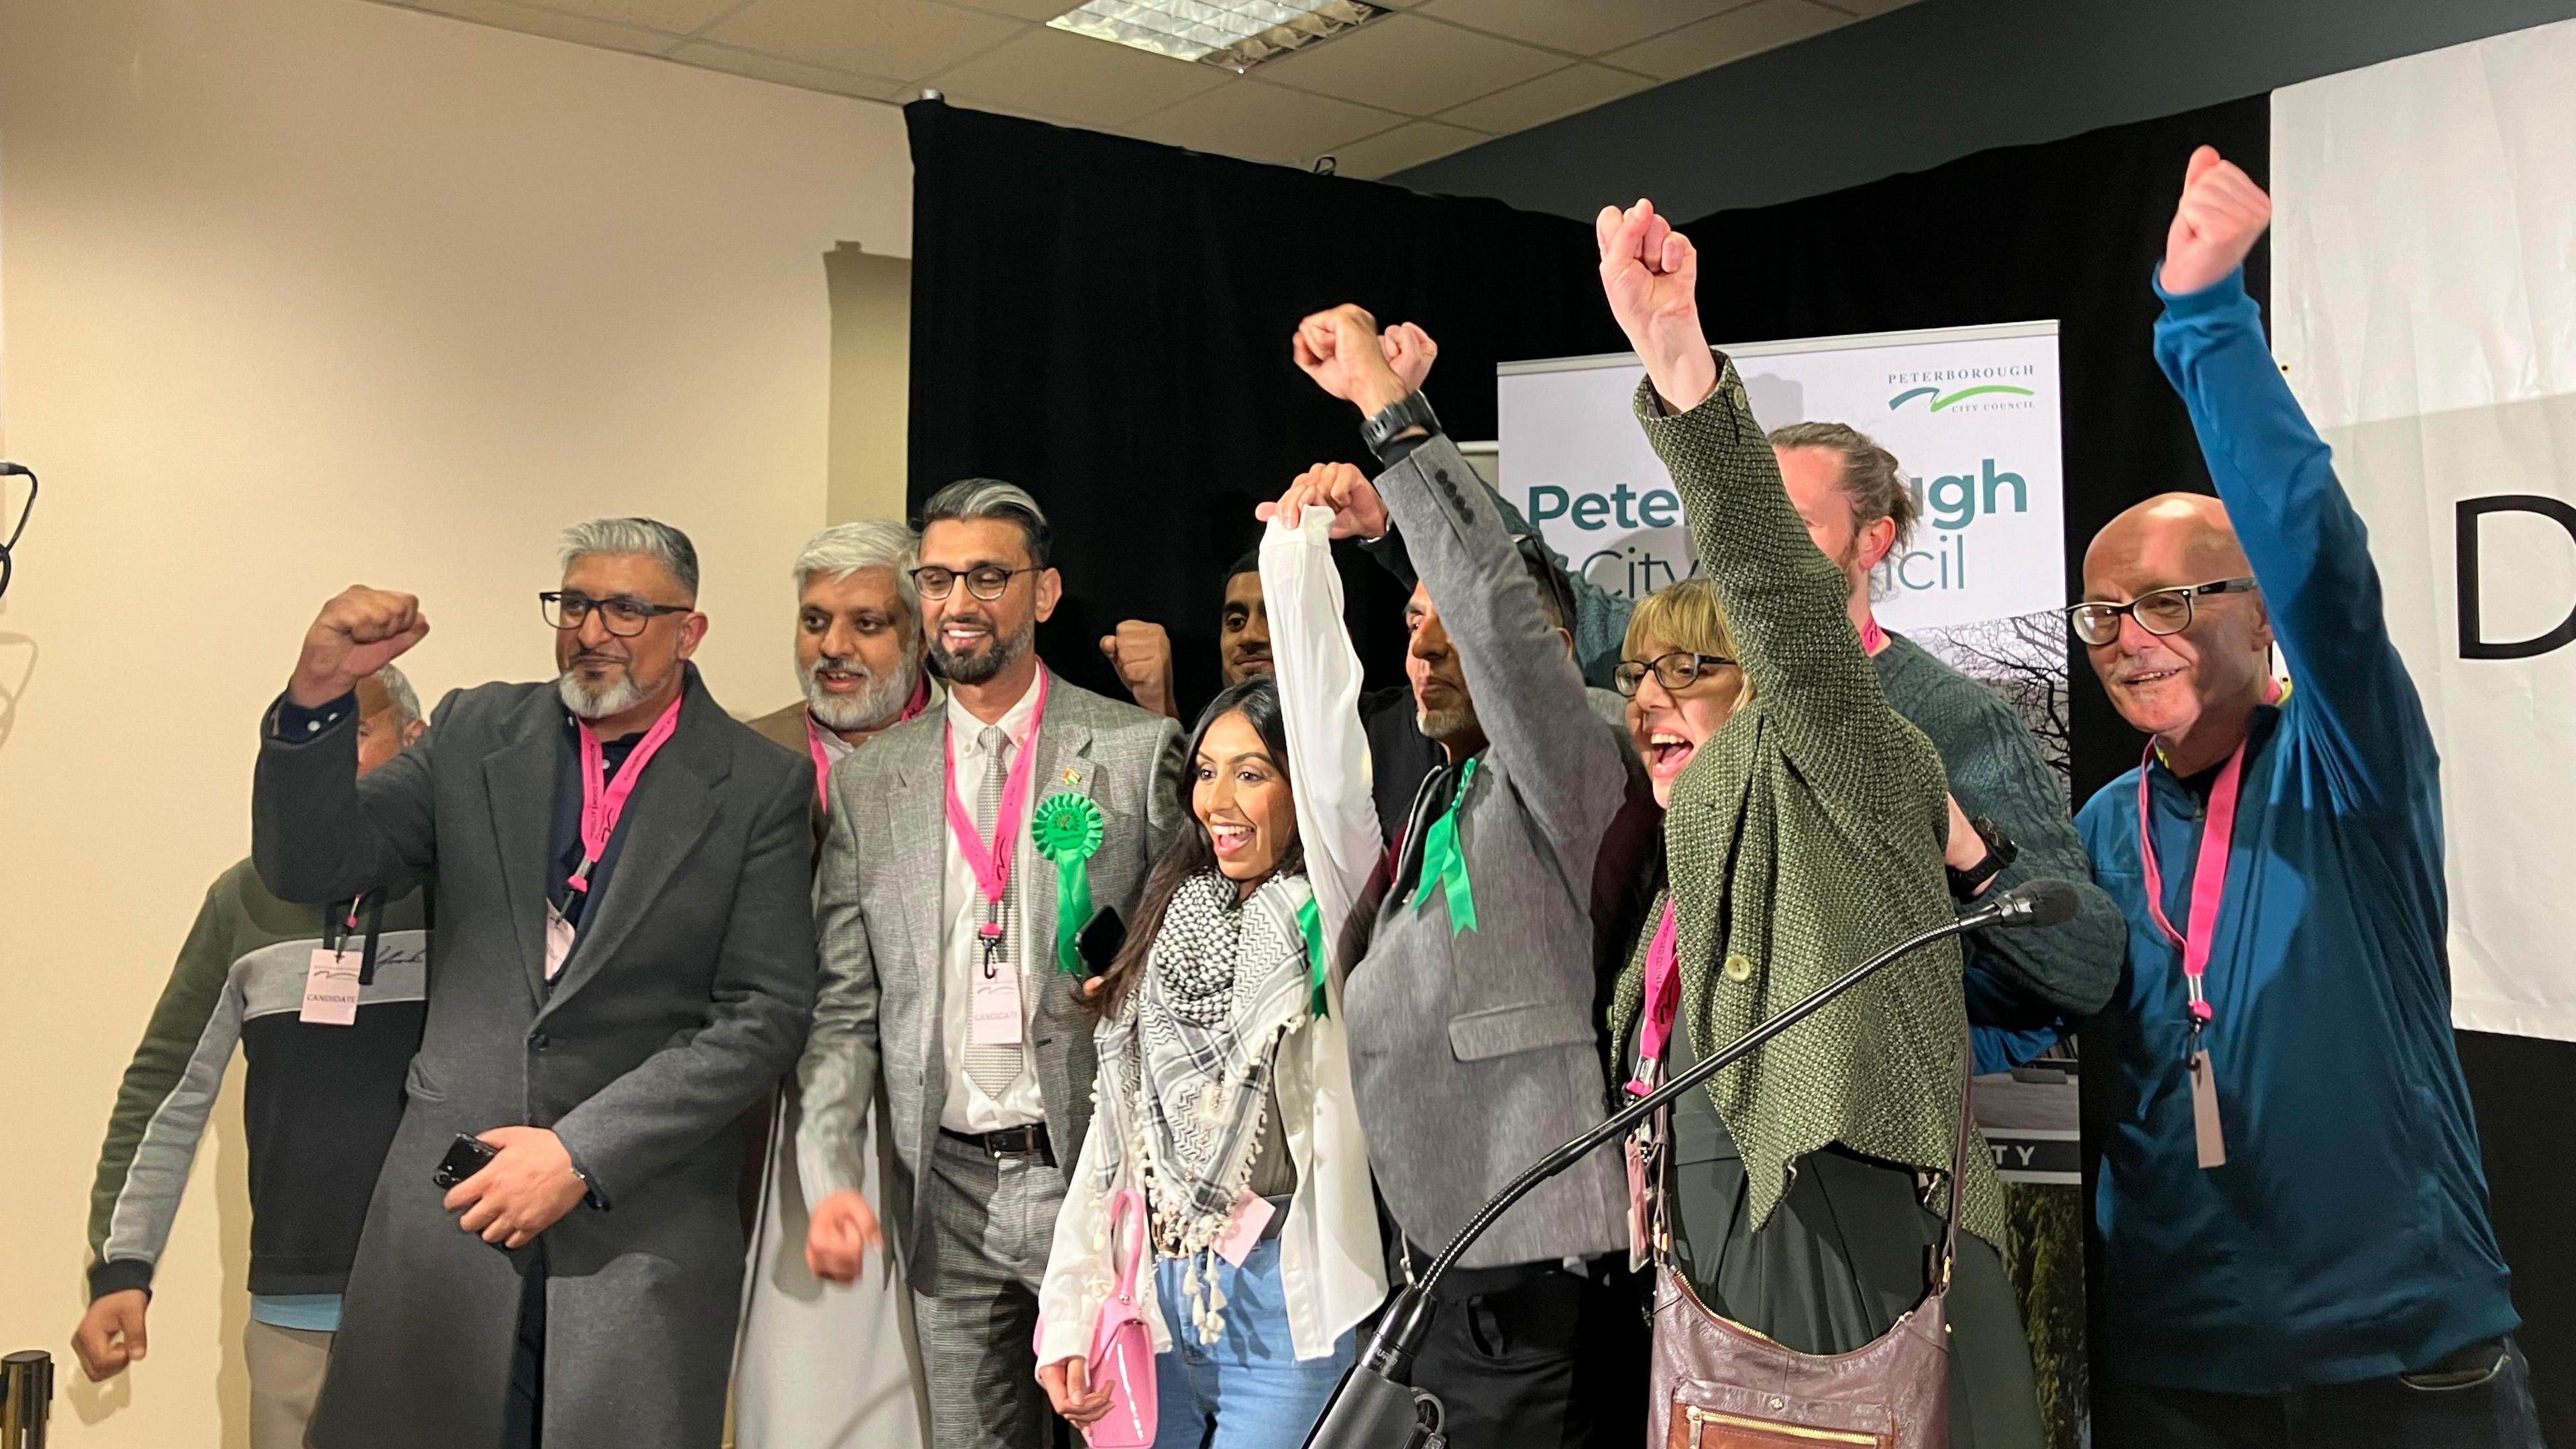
[1087,869,1316,1344]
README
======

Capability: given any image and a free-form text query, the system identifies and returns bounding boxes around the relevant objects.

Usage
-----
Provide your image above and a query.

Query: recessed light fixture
[1049,0,1385,73]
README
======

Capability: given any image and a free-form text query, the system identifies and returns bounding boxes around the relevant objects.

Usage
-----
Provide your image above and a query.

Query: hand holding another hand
[1256,462,1387,542]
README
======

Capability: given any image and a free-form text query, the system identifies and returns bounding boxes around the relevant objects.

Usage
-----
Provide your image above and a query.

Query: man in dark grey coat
[252,517,816,1449]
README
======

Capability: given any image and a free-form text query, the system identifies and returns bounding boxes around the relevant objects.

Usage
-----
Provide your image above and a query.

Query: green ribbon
[1030,792,1105,975]
[1411,757,1479,936]
[1295,895,1330,1020]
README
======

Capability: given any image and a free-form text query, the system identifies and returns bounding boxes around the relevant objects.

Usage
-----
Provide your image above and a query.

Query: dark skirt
[1658,1026,2045,1449]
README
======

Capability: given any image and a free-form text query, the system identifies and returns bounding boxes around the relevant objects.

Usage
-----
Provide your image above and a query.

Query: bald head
[2086,492,2249,584]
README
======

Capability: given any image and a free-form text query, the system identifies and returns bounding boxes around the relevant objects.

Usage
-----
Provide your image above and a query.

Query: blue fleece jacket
[2075,268,2516,1393]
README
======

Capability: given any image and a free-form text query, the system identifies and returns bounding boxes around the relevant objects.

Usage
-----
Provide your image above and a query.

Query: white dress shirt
[938,677,1048,1132]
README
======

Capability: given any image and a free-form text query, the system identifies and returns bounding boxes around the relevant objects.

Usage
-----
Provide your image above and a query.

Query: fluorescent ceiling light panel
[1050,0,1384,72]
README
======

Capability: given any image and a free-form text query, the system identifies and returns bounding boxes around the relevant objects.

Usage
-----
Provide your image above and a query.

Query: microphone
[1957,877,2080,932]
[0,462,28,477]
[1302,881,2088,1449]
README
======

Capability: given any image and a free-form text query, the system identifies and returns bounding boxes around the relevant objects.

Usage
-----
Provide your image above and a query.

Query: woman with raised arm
[1597,199,2045,1448]
[1034,476,1385,1448]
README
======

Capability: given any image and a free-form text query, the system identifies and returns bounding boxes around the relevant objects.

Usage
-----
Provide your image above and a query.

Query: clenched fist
[1379,321,1438,395]
[806,1188,887,1284]
[1099,619,1177,720]
[71,1289,148,1382]
[1595,199,1715,415]
[290,585,429,708]
[2160,146,2271,297]
[1292,305,1411,417]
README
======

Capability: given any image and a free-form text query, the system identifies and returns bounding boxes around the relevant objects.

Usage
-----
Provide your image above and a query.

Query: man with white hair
[75,666,427,1449]
[252,517,818,1449]
[746,519,938,806]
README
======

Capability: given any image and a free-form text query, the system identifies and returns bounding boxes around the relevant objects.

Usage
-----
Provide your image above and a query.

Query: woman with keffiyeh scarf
[1036,483,1387,1448]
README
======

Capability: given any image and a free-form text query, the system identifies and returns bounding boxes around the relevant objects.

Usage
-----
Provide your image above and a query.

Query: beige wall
[0,0,910,1443]
[826,244,913,527]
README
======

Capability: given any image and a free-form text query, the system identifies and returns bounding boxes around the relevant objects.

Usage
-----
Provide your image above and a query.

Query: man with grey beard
[252,517,815,1449]
[747,519,939,820]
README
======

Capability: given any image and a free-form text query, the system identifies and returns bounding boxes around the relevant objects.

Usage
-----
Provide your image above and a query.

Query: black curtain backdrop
[905,91,2571,1436]
[906,97,1625,711]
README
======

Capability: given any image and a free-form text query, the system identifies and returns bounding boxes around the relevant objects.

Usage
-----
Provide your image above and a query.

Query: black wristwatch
[1360,390,1442,462]
[1948,814,2019,902]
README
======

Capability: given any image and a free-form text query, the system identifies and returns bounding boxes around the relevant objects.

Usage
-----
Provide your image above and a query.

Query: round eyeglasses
[1613,650,1739,697]
[2064,577,2258,647]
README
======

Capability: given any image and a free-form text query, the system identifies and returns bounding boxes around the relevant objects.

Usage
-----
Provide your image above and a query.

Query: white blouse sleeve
[1261,504,1379,969]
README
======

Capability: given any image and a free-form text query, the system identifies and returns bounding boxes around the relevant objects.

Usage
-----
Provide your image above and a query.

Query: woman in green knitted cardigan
[1596,200,2044,1447]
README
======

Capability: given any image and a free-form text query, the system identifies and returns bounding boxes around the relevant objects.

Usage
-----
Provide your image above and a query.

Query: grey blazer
[796,674,1185,1291]
[252,666,817,1449]
[1348,434,1632,1270]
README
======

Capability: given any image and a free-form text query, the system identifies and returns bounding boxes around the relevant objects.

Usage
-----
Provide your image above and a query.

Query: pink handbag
[1082,1186,1159,1448]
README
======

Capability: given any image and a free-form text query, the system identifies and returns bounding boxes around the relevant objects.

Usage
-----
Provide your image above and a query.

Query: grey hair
[918,478,1052,569]
[1767,421,1919,553]
[370,663,422,728]
[794,520,920,619]
[560,517,700,598]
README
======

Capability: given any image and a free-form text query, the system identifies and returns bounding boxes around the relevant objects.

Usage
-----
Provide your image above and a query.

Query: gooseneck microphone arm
[1303,878,2079,1449]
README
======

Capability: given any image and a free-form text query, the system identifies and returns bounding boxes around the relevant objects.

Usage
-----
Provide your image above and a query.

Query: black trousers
[1403,1255,1648,1449]
[2094,1336,2544,1449]
[502,1252,546,1449]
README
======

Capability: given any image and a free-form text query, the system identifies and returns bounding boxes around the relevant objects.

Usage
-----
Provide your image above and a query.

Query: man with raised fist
[252,517,818,1449]
[2074,150,2536,1445]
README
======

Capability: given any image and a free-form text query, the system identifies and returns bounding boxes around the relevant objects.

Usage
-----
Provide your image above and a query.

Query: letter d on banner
[2457,495,2576,659]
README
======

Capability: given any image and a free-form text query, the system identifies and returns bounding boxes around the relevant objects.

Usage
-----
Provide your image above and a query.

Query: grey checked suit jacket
[1348,434,1633,1271]
[251,665,817,1449]
[797,673,1185,1292]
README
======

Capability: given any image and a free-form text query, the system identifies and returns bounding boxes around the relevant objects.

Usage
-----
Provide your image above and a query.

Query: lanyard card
[969,943,1023,1047]
[2188,1049,2227,1169]
[301,948,362,1025]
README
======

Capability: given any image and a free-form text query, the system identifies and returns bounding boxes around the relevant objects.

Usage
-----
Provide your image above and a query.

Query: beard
[1416,699,1481,745]
[557,665,647,720]
[802,649,920,733]
[928,620,1030,686]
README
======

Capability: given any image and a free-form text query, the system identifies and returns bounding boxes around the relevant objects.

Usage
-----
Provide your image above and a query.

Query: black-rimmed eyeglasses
[1613,650,1739,696]
[2065,578,2259,647]
[912,564,1038,602]
[540,590,692,637]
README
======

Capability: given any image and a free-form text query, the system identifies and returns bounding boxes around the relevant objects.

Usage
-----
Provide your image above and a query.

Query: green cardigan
[1609,359,2006,1248]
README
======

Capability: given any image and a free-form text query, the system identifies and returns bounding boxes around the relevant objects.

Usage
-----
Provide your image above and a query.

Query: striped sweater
[87,859,427,1300]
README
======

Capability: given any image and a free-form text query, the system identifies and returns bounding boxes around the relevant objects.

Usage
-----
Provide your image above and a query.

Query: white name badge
[970,965,1024,1047]
[545,901,578,981]
[301,948,362,1026]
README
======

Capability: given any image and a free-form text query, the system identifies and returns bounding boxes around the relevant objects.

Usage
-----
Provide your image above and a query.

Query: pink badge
[301,948,361,1026]
[1214,1191,1275,1267]
[971,968,1024,1047]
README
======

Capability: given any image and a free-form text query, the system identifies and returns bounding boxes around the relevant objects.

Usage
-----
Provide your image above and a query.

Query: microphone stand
[1301,898,2021,1449]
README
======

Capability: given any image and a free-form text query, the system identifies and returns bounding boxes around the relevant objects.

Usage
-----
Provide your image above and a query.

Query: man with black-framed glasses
[2073,150,2532,1446]
[250,516,818,1449]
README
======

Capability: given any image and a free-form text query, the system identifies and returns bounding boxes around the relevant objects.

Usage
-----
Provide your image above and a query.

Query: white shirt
[938,676,1048,1132]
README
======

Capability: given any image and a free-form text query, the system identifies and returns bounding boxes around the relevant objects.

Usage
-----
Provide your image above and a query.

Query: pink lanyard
[1859,614,1888,656]
[2135,739,2247,1040]
[568,694,684,894]
[1625,899,1682,1096]
[941,672,1049,926]
[802,678,932,810]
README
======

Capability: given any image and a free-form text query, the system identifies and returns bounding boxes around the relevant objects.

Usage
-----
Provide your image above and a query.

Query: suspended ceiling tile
[415,0,681,54]
[666,39,908,97]
[1126,80,1408,168]
[1330,119,1487,179]
[704,0,1024,82]
[942,0,1091,19]
[1253,13,1563,117]
[1820,0,1925,15]
[500,0,749,33]
[1436,61,1656,133]
[928,24,1230,128]
[1600,0,1847,81]
[1412,0,1750,57]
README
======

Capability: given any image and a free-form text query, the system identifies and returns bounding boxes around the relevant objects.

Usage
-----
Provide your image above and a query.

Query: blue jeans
[1151,1235,1357,1449]
[2096,1336,2545,1449]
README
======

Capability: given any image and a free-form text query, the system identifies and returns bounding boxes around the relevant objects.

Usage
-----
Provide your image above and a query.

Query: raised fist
[290,585,429,708]
[1257,462,1388,543]
[2160,146,2271,297]
[1595,199,1716,413]
[1293,305,1409,417]
[1379,322,1438,395]
[804,1188,886,1285]
[1099,619,1177,720]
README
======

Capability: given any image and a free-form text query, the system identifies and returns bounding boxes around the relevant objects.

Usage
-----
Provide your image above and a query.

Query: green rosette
[1030,791,1106,974]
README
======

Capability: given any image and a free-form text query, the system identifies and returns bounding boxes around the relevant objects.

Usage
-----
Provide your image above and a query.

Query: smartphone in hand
[433,1133,499,1191]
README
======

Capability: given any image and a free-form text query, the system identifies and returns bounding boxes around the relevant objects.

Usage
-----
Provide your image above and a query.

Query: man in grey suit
[252,517,817,1449]
[1289,307,1642,1449]
[797,479,1185,1449]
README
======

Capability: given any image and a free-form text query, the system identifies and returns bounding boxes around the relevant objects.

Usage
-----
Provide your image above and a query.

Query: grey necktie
[964,724,1024,1102]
